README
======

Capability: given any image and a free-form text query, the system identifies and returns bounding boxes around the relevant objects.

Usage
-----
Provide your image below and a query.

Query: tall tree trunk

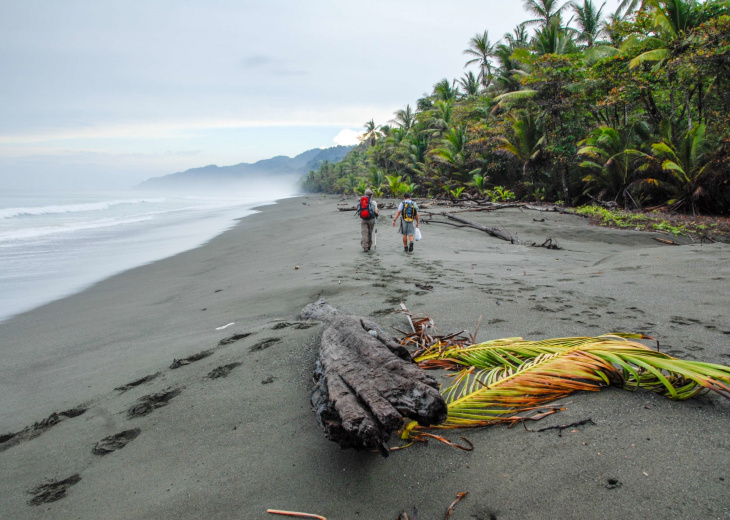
[561,163,571,206]
[686,90,693,131]
[698,77,703,124]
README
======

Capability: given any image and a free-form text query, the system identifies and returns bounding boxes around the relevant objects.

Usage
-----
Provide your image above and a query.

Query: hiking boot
[409,241,414,252]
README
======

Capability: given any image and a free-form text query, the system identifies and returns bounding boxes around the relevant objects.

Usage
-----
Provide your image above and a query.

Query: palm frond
[406,334,730,437]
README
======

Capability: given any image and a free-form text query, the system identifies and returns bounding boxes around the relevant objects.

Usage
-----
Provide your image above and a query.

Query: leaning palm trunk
[403,334,730,439]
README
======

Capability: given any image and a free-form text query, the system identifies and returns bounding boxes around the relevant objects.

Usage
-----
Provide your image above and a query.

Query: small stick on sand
[267,509,327,520]
[444,492,469,520]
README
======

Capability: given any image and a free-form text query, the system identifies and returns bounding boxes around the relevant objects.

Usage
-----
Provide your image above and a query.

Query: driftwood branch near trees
[428,213,561,249]
[301,299,447,457]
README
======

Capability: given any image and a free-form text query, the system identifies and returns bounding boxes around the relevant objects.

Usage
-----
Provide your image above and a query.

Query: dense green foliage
[302,0,730,214]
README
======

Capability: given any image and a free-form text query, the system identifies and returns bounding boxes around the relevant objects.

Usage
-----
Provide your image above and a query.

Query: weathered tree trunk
[301,300,447,457]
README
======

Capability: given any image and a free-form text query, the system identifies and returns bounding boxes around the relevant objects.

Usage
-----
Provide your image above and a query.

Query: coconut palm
[463,30,497,89]
[533,17,577,55]
[577,124,648,202]
[628,0,702,70]
[571,0,607,46]
[521,0,570,27]
[495,110,545,181]
[428,100,454,138]
[431,126,480,182]
[433,78,458,102]
[647,121,712,214]
[362,120,380,147]
[457,71,481,97]
[392,105,415,131]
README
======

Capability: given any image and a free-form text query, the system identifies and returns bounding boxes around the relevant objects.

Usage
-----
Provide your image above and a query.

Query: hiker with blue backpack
[357,189,379,252]
[392,192,419,253]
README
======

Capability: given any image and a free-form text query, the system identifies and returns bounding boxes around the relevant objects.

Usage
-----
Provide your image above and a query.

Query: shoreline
[1,195,729,519]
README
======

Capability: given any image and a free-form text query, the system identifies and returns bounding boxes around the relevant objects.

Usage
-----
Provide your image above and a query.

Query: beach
[1,195,728,520]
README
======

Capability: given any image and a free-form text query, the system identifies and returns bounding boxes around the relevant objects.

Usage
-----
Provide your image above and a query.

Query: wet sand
[1,196,728,520]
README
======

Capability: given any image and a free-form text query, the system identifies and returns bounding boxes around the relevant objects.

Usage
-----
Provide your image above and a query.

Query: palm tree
[505,25,530,48]
[577,125,647,203]
[428,100,453,137]
[571,0,607,46]
[433,78,458,102]
[463,31,496,89]
[495,110,545,182]
[647,121,712,214]
[457,71,481,97]
[533,17,576,55]
[392,105,415,131]
[431,126,479,182]
[521,0,570,27]
[616,0,644,17]
[628,0,702,70]
[362,120,380,147]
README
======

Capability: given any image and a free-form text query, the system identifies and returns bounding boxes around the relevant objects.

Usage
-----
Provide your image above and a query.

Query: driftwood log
[301,299,447,457]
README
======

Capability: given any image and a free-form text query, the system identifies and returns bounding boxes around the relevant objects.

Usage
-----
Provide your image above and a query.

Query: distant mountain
[136,145,353,191]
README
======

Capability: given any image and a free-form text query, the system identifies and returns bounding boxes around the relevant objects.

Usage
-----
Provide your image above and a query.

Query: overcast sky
[0,0,622,190]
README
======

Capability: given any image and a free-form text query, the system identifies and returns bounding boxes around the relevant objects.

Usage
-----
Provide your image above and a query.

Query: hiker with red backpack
[357,189,379,252]
[392,192,419,253]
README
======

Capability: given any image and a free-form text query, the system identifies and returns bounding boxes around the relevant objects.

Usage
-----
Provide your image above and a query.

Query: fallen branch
[523,418,596,437]
[444,492,469,520]
[267,510,326,520]
[444,214,561,249]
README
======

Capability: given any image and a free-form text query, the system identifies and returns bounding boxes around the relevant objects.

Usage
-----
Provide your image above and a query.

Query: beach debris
[216,322,235,330]
[605,478,623,490]
[295,265,300,270]
[444,492,469,520]
[398,507,419,520]
[115,372,161,392]
[261,376,275,384]
[93,428,141,455]
[250,338,281,352]
[218,332,254,346]
[127,388,182,418]
[523,418,596,437]
[301,299,447,457]
[652,237,679,245]
[27,474,81,505]
[421,212,560,249]
[170,350,214,369]
[415,283,434,291]
[267,509,326,520]
[401,326,730,443]
[207,363,242,379]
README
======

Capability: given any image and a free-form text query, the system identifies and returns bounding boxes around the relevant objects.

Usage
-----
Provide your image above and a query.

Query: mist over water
[0,183,298,322]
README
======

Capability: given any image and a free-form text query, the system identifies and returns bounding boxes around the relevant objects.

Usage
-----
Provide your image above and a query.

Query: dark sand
[1,196,728,519]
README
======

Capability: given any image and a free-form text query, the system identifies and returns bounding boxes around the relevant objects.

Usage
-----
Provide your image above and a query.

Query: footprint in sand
[249,338,281,352]
[93,428,141,455]
[28,474,81,505]
[207,363,242,379]
[170,350,214,369]
[115,372,160,392]
[127,388,181,418]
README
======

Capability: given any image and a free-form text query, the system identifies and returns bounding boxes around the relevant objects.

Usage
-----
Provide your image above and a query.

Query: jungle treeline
[301,0,730,215]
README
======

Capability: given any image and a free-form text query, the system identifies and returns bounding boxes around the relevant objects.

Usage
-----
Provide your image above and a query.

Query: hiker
[392,192,419,252]
[358,189,379,251]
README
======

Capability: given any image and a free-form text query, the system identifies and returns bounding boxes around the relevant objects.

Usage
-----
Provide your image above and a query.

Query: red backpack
[358,196,374,219]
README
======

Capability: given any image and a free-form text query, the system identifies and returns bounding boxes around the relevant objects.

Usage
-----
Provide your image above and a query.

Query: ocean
[0,189,291,322]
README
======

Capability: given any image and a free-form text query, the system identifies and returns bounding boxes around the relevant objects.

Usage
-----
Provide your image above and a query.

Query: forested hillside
[302,0,730,215]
